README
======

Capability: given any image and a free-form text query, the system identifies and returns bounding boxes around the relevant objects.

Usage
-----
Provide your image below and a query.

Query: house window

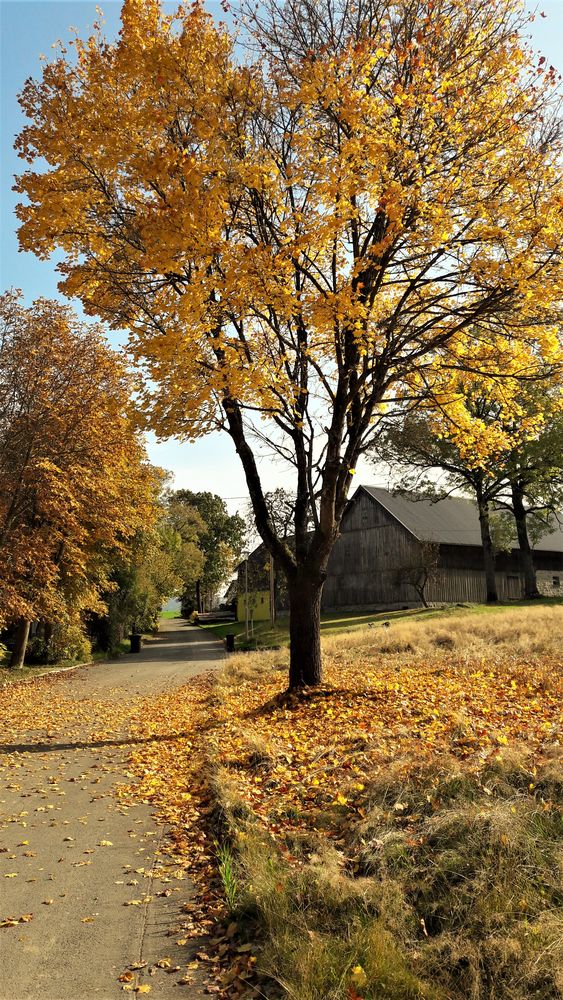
[553,576,560,588]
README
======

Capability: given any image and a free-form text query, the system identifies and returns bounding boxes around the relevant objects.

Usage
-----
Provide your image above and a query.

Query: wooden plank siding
[322,490,562,611]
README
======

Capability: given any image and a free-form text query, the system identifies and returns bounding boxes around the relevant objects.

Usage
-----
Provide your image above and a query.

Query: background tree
[0,291,158,667]
[494,408,563,597]
[172,491,245,613]
[245,488,315,545]
[373,412,511,602]
[394,541,441,608]
[15,0,563,686]
[89,490,205,651]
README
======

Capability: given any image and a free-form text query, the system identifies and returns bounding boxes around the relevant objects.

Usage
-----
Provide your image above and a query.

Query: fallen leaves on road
[0,913,33,927]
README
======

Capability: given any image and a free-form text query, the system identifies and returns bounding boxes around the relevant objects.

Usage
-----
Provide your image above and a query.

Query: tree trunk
[511,482,540,599]
[288,574,323,689]
[415,586,429,609]
[9,618,31,669]
[42,621,53,664]
[477,499,498,602]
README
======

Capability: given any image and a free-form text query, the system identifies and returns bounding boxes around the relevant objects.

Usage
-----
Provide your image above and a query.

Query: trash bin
[225,633,235,653]
[129,633,142,653]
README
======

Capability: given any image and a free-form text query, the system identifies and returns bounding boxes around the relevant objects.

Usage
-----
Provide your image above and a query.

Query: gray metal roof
[361,486,563,553]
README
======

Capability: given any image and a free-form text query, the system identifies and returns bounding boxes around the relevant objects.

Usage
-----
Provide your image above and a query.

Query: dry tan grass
[321,603,563,664]
[220,606,563,693]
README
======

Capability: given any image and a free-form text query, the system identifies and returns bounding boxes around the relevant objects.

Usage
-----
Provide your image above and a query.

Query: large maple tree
[15,0,563,686]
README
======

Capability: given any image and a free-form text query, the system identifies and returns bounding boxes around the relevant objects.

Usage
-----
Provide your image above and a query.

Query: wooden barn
[322,486,563,610]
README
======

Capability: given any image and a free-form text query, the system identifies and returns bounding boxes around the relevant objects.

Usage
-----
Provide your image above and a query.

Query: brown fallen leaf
[118,971,134,983]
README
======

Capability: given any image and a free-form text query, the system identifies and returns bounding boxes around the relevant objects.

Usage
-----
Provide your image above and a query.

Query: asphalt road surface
[0,621,224,1000]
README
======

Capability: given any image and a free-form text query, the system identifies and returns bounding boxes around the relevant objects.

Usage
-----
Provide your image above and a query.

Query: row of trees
[0,292,244,667]
[13,0,563,686]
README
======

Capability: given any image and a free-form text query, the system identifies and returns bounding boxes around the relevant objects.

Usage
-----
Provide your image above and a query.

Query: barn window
[553,576,560,588]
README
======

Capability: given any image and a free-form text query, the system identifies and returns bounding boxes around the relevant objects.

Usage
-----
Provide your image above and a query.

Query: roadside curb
[0,659,96,688]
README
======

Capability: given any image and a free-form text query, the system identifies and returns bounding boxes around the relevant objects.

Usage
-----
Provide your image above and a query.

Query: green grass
[92,639,132,660]
[197,608,432,649]
[197,597,562,650]
[160,609,183,619]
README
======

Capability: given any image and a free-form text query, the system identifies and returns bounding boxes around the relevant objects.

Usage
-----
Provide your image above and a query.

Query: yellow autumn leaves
[0,292,160,630]
[13,0,562,455]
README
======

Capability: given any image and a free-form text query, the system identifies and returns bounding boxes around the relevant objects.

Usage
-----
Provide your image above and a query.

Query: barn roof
[359,486,563,553]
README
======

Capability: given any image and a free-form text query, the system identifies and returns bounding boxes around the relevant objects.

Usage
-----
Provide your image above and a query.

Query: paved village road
[0,621,225,1000]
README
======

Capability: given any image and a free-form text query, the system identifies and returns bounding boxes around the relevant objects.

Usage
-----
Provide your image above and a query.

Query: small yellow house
[237,589,271,623]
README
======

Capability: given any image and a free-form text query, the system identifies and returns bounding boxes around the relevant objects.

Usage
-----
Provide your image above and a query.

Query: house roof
[359,486,563,553]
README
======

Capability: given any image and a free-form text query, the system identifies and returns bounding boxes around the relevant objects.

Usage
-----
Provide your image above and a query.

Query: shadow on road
[0,729,196,756]
[129,628,224,663]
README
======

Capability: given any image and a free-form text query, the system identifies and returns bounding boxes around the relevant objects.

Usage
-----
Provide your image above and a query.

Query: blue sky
[1,0,562,512]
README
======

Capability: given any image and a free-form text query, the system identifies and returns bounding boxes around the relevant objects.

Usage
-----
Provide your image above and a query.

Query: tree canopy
[0,291,159,658]
[171,490,245,609]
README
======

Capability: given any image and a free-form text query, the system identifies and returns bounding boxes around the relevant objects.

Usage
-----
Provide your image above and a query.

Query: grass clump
[229,832,441,1000]
[217,842,239,914]
[354,754,562,999]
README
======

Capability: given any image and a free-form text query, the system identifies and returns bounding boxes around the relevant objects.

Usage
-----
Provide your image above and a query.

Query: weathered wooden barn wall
[322,491,562,610]
[323,490,423,609]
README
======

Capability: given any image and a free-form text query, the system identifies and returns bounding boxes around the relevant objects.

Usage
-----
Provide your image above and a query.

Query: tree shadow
[0,730,195,756]
[242,684,398,721]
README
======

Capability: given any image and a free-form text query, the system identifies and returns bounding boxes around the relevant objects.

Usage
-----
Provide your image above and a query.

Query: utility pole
[245,556,249,639]
[269,557,275,626]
